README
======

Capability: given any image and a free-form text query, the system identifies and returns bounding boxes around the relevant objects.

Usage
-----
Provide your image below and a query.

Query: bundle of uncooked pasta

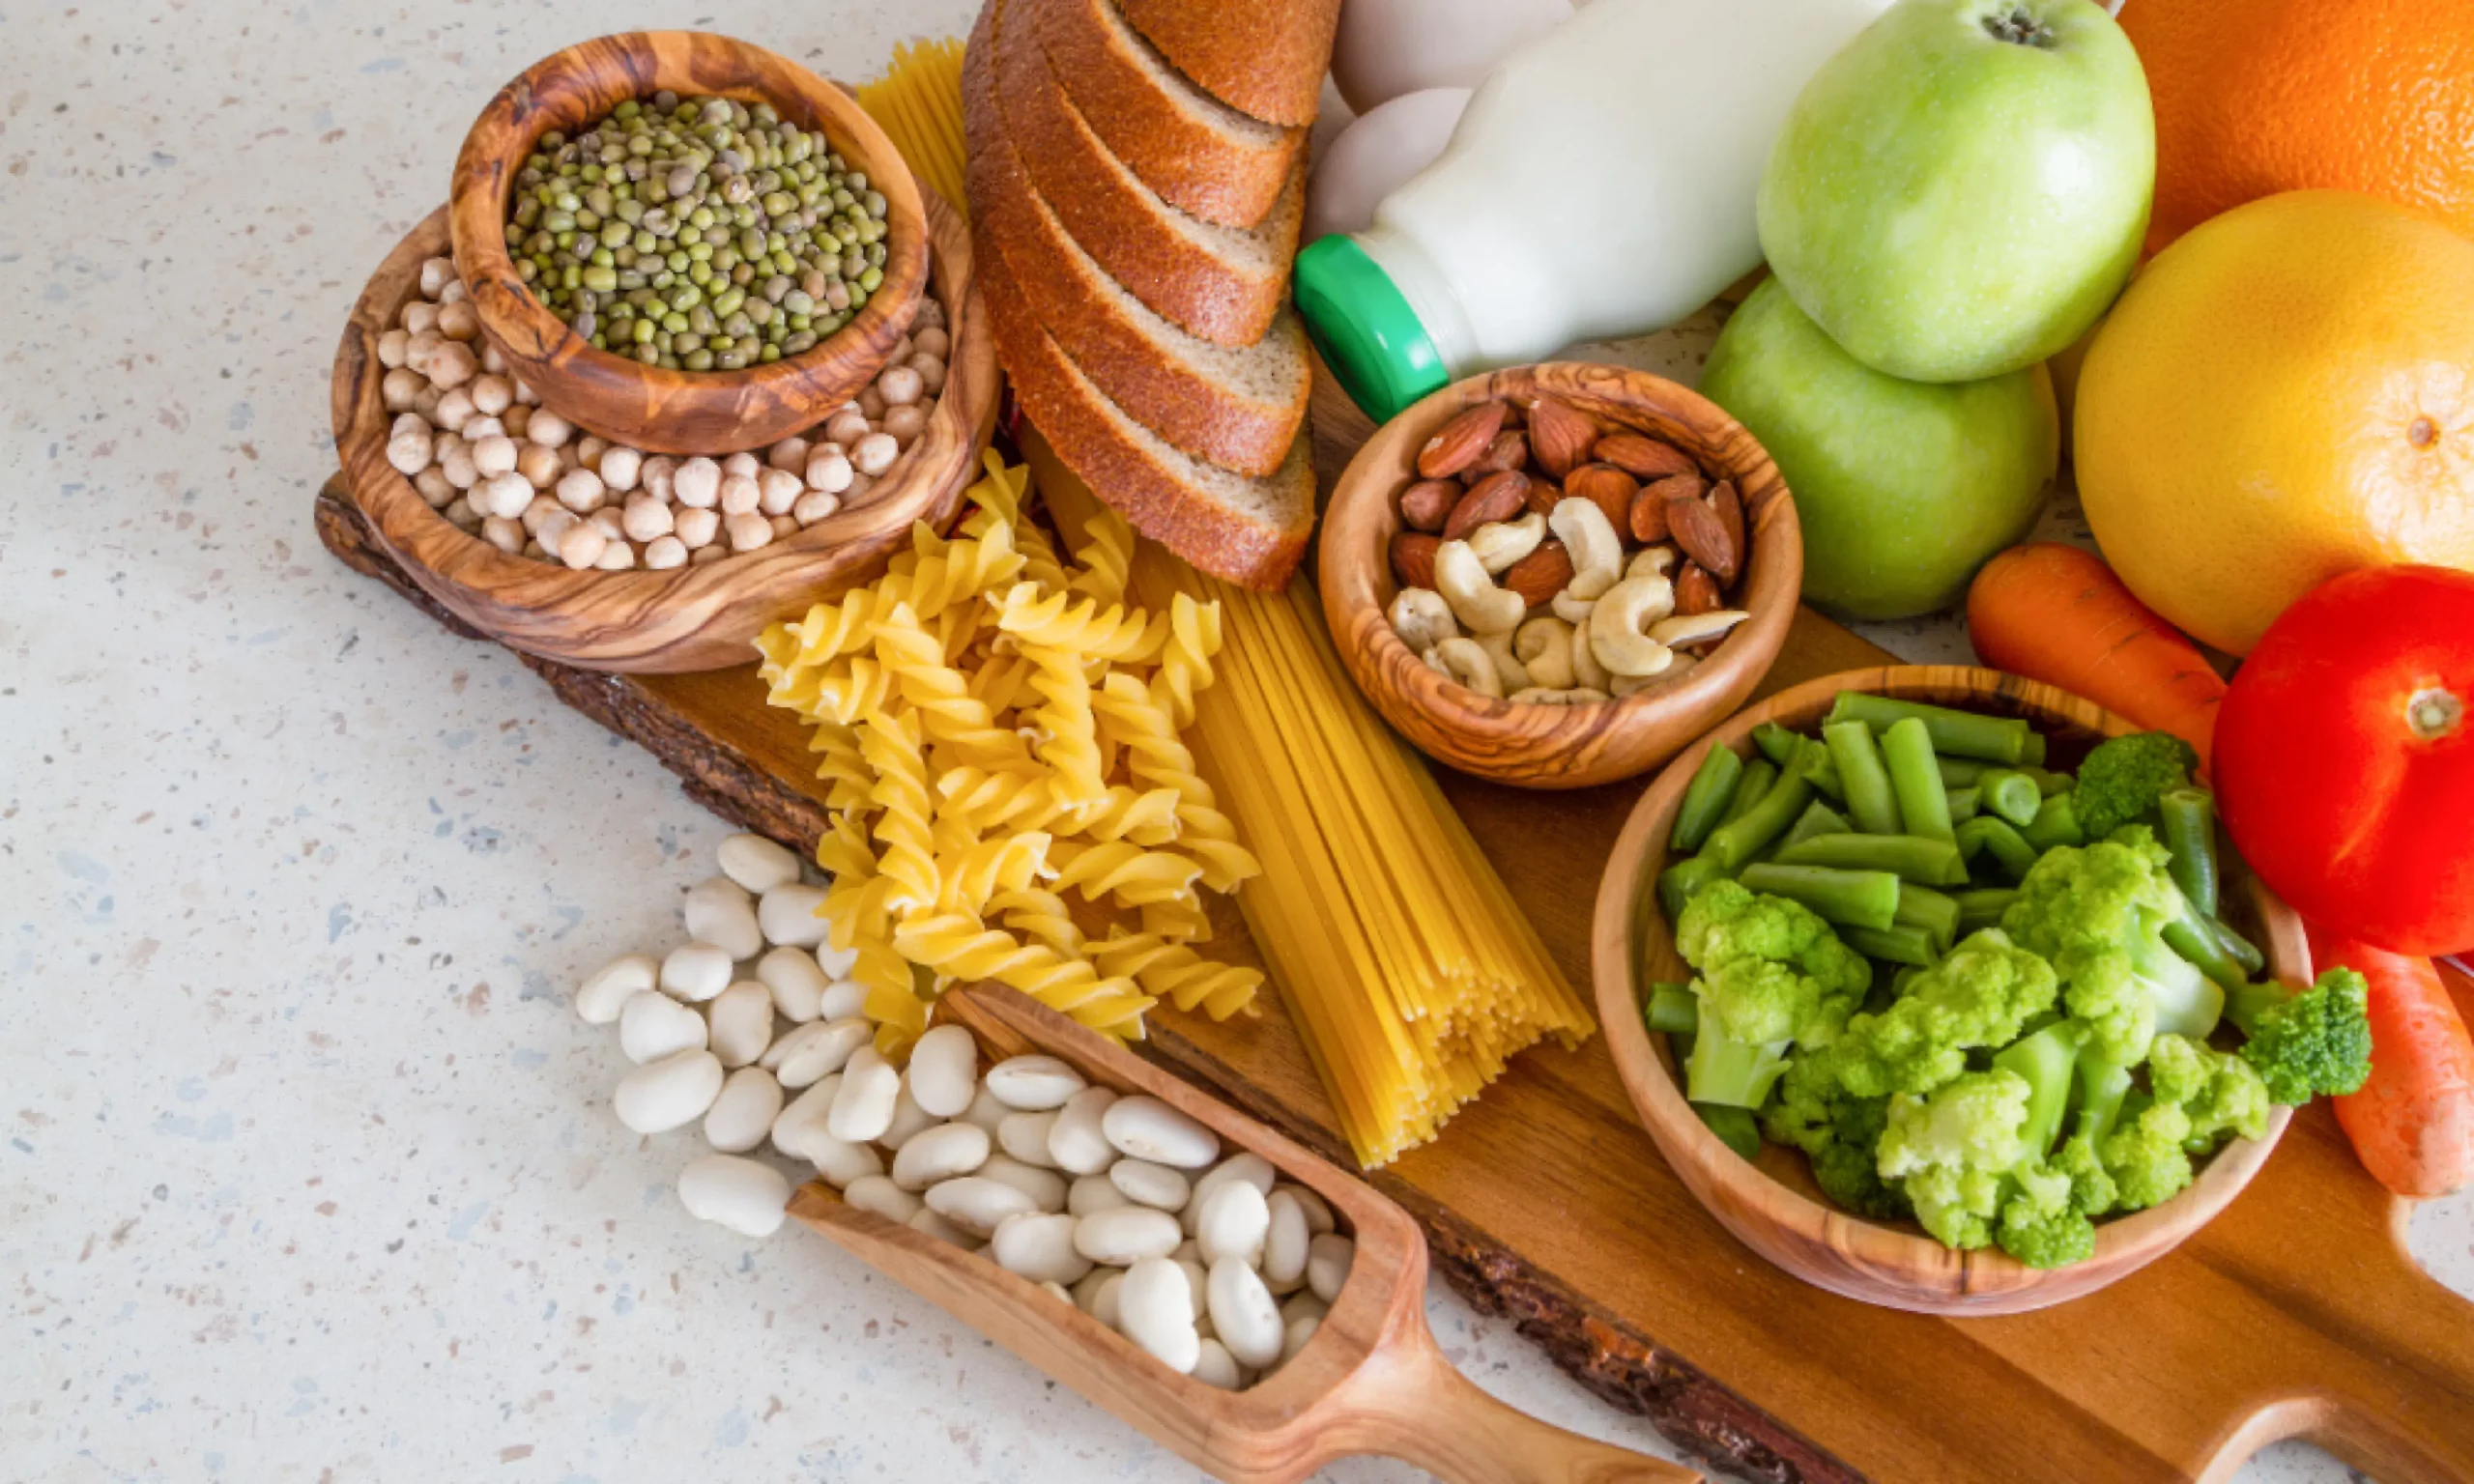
[756,453,1264,1052]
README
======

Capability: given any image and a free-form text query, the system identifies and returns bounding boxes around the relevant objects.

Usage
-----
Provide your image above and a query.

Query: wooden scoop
[789,985,1699,1484]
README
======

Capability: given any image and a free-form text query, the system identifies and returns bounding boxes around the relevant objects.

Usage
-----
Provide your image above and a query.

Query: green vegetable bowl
[1590,667,2308,1315]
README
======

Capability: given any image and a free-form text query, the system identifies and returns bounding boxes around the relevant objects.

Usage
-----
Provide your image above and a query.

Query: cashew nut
[1626,546,1678,582]
[1388,586,1461,653]
[1433,539,1527,635]
[1513,616,1577,690]
[1569,619,1612,691]
[1424,636,1504,698]
[1510,686,1612,705]
[1550,586,1598,626]
[1650,609,1752,647]
[1548,498,1624,595]
[1466,512,1546,575]
[1588,575,1680,678]
[1477,631,1531,693]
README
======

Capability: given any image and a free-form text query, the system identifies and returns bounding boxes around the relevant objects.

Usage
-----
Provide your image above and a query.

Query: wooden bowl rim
[331,194,990,671]
[1590,665,2302,1314]
[1317,361,1802,785]
[446,30,930,433]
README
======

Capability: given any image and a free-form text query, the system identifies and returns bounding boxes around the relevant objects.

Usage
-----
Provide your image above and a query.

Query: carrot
[1966,543,2227,767]
[2312,926,2474,1199]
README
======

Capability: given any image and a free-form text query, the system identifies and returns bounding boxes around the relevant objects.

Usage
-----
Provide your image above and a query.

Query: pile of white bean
[572,833,1352,1391]
[377,256,950,570]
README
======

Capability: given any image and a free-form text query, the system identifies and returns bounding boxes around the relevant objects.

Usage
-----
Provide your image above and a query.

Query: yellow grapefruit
[2075,190,2474,654]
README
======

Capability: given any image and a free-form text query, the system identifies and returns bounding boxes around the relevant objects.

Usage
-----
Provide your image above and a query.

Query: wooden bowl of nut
[1318,361,1802,788]
[447,31,931,455]
[1592,667,2306,1315]
[331,192,993,672]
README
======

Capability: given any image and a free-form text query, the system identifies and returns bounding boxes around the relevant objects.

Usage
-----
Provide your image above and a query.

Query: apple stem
[1982,7,2057,46]
[2408,686,2463,743]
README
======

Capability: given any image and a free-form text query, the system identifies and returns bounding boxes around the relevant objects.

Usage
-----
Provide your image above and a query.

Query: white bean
[614,1049,723,1133]
[1261,1190,1310,1294]
[1176,1257,1210,1318]
[758,884,830,948]
[975,1154,1068,1213]
[683,877,763,961]
[907,1207,973,1246]
[659,942,734,1003]
[1069,1173,1132,1217]
[990,1212,1092,1285]
[1117,1258,1200,1374]
[996,1111,1063,1169]
[1108,1159,1191,1212]
[1073,1267,1120,1324]
[767,1016,872,1088]
[1280,1315,1320,1365]
[814,941,859,980]
[906,1024,979,1118]
[774,1082,881,1188]
[676,1155,790,1238]
[1195,1181,1271,1267]
[828,1044,901,1143]
[877,1084,938,1150]
[756,945,827,1022]
[923,1176,1038,1237]
[706,982,775,1069]
[1194,1154,1278,1207]
[718,833,801,893]
[1281,1291,1329,1328]
[960,1083,1011,1137]
[843,1174,922,1223]
[1307,1234,1355,1303]
[1207,1257,1284,1370]
[891,1121,992,1190]
[817,978,869,1021]
[618,990,707,1064]
[1274,1183,1337,1238]
[1074,1207,1183,1267]
[1047,1086,1119,1175]
[703,1067,784,1154]
[985,1055,1086,1111]
[1103,1097,1220,1169]
[574,952,656,1024]
[1191,1338,1243,1390]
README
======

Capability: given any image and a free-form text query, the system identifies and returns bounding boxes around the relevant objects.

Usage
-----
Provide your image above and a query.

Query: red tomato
[2216,565,2474,955]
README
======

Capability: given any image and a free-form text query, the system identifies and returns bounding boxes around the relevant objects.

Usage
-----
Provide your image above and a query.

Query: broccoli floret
[2099,1096,2197,1212]
[1685,1025,1793,1111]
[2001,829,2224,1067]
[1998,1161,2098,1270]
[1763,1052,1911,1221]
[1676,881,1873,1107]
[2148,1033,2273,1151]
[2052,1131,2117,1217]
[2231,967,2374,1104]
[1878,1070,2031,1250]
[2071,732,2199,839]
[1829,928,2060,1099]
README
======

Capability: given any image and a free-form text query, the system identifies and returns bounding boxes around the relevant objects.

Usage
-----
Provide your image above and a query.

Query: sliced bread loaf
[968,75,1307,477]
[1118,0,1340,128]
[991,0,1304,349]
[1029,0,1306,231]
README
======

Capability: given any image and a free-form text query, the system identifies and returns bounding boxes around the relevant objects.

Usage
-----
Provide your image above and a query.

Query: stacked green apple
[1700,0,2154,621]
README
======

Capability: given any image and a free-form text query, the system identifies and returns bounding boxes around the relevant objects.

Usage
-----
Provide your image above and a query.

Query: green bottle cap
[1293,235,1448,424]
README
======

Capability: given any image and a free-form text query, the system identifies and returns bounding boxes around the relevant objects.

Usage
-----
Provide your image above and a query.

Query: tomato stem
[2408,686,2463,742]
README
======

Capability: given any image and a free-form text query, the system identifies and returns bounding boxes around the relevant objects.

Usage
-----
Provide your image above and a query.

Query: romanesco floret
[1997,1159,2098,1270]
[1877,1070,2031,1250]
[2234,967,2373,1104]
[2148,1033,2273,1151]
[1827,928,2060,1099]
[2071,732,2199,839]
[1676,881,1873,1107]
[2001,828,2222,1067]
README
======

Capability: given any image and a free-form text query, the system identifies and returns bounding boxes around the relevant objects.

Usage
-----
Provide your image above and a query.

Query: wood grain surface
[1319,362,1801,789]
[446,30,930,453]
[335,204,992,672]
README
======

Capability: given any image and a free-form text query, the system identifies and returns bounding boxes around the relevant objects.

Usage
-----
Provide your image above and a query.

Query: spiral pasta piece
[808,721,875,813]
[1053,785,1182,846]
[1069,508,1135,606]
[1049,840,1206,908]
[1092,931,1263,1021]
[875,602,1032,771]
[993,584,1171,664]
[859,707,939,914]
[935,831,1054,916]
[1150,593,1223,728]
[1026,642,1107,807]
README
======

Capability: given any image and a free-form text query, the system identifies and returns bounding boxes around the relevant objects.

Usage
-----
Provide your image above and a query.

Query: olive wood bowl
[1591,666,2307,1315]
[447,31,930,454]
[1318,362,1801,789]
[331,195,993,672]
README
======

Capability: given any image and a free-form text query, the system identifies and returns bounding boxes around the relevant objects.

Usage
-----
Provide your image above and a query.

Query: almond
[1470,428,1530,478]
[1708,479,1745,565]
[1443,471,1532,539]
[1595,432,1697,482]
[1666,495,1740,585]
[1522,478,1564,518]
[1501,539,1573,606]
[1397,479,1458,533]
[1564,463,1639,533]
[1417,402,1510,479]
[1674,561,1722,615]
[1628,485,1671,544]
[1527,396,1597,479]
[1391,531,1441,590]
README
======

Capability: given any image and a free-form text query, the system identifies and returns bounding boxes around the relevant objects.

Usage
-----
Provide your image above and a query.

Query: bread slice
[1118,0,1339,128]
[991,0,1304,349]
[1029,0,1306,231]
[967,72,1308,477]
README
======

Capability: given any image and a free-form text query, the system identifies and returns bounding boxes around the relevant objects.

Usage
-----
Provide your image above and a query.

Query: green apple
[1757,0,2153,384]
[1700,277,2057,620]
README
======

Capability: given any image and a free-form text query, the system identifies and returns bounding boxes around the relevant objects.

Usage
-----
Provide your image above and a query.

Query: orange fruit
[2074,190,2474,656]
[2124,0,2474,252]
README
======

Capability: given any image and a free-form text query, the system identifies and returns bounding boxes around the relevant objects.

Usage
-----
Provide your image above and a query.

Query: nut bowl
[1591,665,2306,1315]
[1318,361,1801,789]
[448,31,931,455]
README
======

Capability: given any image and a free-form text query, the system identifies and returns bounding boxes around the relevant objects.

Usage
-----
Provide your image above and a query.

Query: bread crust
[1118,0,1340,128]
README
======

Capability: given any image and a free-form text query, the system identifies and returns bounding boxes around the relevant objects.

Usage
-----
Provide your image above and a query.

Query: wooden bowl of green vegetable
[1591,665,2314,1315]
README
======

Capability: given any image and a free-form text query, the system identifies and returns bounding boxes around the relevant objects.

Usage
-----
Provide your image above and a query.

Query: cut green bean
[1646,984,1700,1036]
[1824,719,1901,835]
[1956,888,2019,935]
[2159,787,2219,918]
[1895,883,1961,953]
[1945,785,1981,824]
[1955,815,2040,880]
[1781,800,1853,851]
[1738,863,1901,930]
[2163,909,2248,990]
[1847,923,1941,966]
[1883,718,1956,843]
[1827,693,2038,764]
[1976,769,2045,828]
[1796,744,1846,801]
[1752,722,1801,768]
[2022,792,2086,854]
[1772,831,1966,886]
[1695,1102,1764,1162]
[2028,767,2075,797]
[1936,755,1991,787]
[1704,767,1814,873]
[2021,730,2048,767]
[1670,745,1745,854]
[2209,914,2266,976]
[1718,759,1778,830]
[1657,853,1729,924]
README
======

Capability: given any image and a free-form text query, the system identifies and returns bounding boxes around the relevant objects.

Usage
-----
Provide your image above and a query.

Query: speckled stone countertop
[3,4,2465,1481]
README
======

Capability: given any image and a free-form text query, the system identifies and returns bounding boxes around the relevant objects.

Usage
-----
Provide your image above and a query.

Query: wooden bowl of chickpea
[331,196,995,673]
[1317,361,1802,789]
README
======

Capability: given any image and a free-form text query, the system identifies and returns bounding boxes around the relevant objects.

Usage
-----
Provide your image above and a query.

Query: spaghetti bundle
[857,39,969,213]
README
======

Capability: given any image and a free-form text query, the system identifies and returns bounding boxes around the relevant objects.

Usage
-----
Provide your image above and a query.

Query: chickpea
[556,468,609,514]
[576,435,609,471]
[458,416,503,442]
[674,457,723,508]
[769,513,799,540]
[433,386,476,434]
[593,539,637,571]
[911,327,950,360]
[877,364,924,408]
[427,340,479,390]
[470,434,518,480]
[758,469,804,516]
[528,409,574,448]
[675,505,721,550]
[721,451,762,481]
[726,511,775,552]
[825,409,871,446]
[417,256,457,299]
[640,455,678,502]
[386,425,434,477]
[910,353,947,396]
[587,507,628,542]
[644,534,689,570]
[792,489,840,525]
[482,514,527,554]
[558,521,610,570]
[469,375,514,417]
[501,404,532,440]
[520,495,563,535]
[690,543,728,567]
[436,299,480,342]
[409,384,444,421]
[441,497,478,528]
[768,437,811,474]
[535,508,580,555]
[806,449,853,494]
[479,342,509,377]
[440,442,480,491]
[439,279,470,306]
[857,386,886,420]
[599,446,644,495]
[381,367,423,413]
[377,328,412,369]
[515,442,562,490]
[718,473,763,516]
[403,329,445,376]
[513,378,541,407]
[622,493,675,542]
[401,300,441,336]
[413,467,455,507]
[852,432,901,477]
[881,404,927,447]
[476,471,535,520]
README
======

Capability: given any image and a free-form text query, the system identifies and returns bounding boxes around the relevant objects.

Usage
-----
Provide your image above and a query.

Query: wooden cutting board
[314,385,2474,1482]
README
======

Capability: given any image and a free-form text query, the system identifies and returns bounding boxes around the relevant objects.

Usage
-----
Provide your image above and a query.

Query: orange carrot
[1967,542,2228,766]
[2312,927,2474,1200]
